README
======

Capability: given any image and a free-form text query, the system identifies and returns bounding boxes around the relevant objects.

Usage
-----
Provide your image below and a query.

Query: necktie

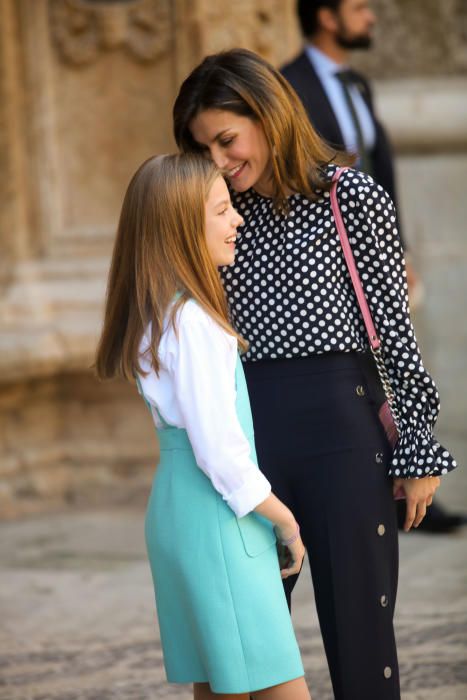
[335,69,373,175]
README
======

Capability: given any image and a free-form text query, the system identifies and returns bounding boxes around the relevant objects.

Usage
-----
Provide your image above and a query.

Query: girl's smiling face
[190,109,273,196]
[205,175,244,267]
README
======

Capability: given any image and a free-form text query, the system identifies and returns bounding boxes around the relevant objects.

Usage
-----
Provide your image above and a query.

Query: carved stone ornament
[49,0,171,66]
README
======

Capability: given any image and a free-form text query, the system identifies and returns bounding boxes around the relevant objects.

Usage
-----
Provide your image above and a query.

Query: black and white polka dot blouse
[221,165,457,479]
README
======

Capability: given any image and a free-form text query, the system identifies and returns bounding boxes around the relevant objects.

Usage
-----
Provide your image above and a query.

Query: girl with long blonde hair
[95,153,311,700]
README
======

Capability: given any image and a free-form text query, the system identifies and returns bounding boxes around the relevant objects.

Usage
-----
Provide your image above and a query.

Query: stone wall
[354,0,467,78]
[0,371,156,518]
[0,0,466,518]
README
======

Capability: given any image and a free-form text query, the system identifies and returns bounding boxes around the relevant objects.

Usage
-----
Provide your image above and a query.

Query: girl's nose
[234,212,244,228]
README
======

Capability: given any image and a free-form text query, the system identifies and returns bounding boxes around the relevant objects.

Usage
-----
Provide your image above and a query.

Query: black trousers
[244,352,400,700]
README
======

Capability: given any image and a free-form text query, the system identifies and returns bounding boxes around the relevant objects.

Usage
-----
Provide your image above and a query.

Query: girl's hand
[275,525,306,579]
[254,496,305,577]
[393,475,441,532]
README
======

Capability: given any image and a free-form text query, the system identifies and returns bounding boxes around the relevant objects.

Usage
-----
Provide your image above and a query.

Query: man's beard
[335,25,373,50]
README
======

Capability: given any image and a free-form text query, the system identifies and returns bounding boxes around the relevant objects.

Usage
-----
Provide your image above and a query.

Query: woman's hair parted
[95,153,247,382]
[173,48,350,212]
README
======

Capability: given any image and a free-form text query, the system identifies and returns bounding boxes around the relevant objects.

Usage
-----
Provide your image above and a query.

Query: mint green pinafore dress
[140,355,304,695]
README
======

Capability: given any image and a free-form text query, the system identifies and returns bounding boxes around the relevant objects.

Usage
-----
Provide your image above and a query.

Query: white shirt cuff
[226,469,271,518]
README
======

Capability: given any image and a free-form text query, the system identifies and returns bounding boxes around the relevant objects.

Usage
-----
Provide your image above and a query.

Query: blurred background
[0,1,466,699]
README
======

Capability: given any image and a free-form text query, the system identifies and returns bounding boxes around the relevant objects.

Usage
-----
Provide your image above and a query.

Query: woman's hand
[274,524,306,579]
[393,475,441,532]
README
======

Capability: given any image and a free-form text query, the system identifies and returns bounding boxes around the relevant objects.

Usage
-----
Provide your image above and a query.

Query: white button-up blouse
[136,300,271,518]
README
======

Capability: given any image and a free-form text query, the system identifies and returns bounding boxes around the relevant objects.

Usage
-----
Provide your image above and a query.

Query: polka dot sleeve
[337,169,457,478]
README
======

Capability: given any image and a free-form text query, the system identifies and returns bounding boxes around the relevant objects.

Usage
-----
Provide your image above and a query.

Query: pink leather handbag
[330,167,405,499]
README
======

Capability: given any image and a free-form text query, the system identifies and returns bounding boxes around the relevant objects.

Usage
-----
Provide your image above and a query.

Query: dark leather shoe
[397,500,467,533]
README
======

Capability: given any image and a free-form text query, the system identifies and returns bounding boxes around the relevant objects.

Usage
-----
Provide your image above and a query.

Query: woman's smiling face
[189,109,273,196]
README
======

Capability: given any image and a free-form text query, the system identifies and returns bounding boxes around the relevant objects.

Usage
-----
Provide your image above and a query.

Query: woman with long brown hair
[95,153,311,700]
[173,48,457,700]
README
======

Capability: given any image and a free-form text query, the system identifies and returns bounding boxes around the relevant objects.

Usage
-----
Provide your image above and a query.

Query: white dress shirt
[137,300,271,518]
[305,44,376,154]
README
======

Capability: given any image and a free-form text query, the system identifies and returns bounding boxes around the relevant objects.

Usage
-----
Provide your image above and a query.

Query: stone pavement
[1,433,466,700]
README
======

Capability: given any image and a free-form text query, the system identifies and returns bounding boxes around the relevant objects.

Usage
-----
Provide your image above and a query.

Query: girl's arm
[149,301,305,576]
[254,493,296,540]
[166,301,272,518]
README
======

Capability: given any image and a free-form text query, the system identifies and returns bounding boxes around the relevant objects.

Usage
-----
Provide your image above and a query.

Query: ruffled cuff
[388,425,457,478]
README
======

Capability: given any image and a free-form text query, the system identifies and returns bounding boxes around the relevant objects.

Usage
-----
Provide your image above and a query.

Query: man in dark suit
[281,0,464,534]
[281,0,399,224]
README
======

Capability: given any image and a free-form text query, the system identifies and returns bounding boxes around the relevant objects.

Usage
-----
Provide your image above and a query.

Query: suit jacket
[281,51,405,246]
